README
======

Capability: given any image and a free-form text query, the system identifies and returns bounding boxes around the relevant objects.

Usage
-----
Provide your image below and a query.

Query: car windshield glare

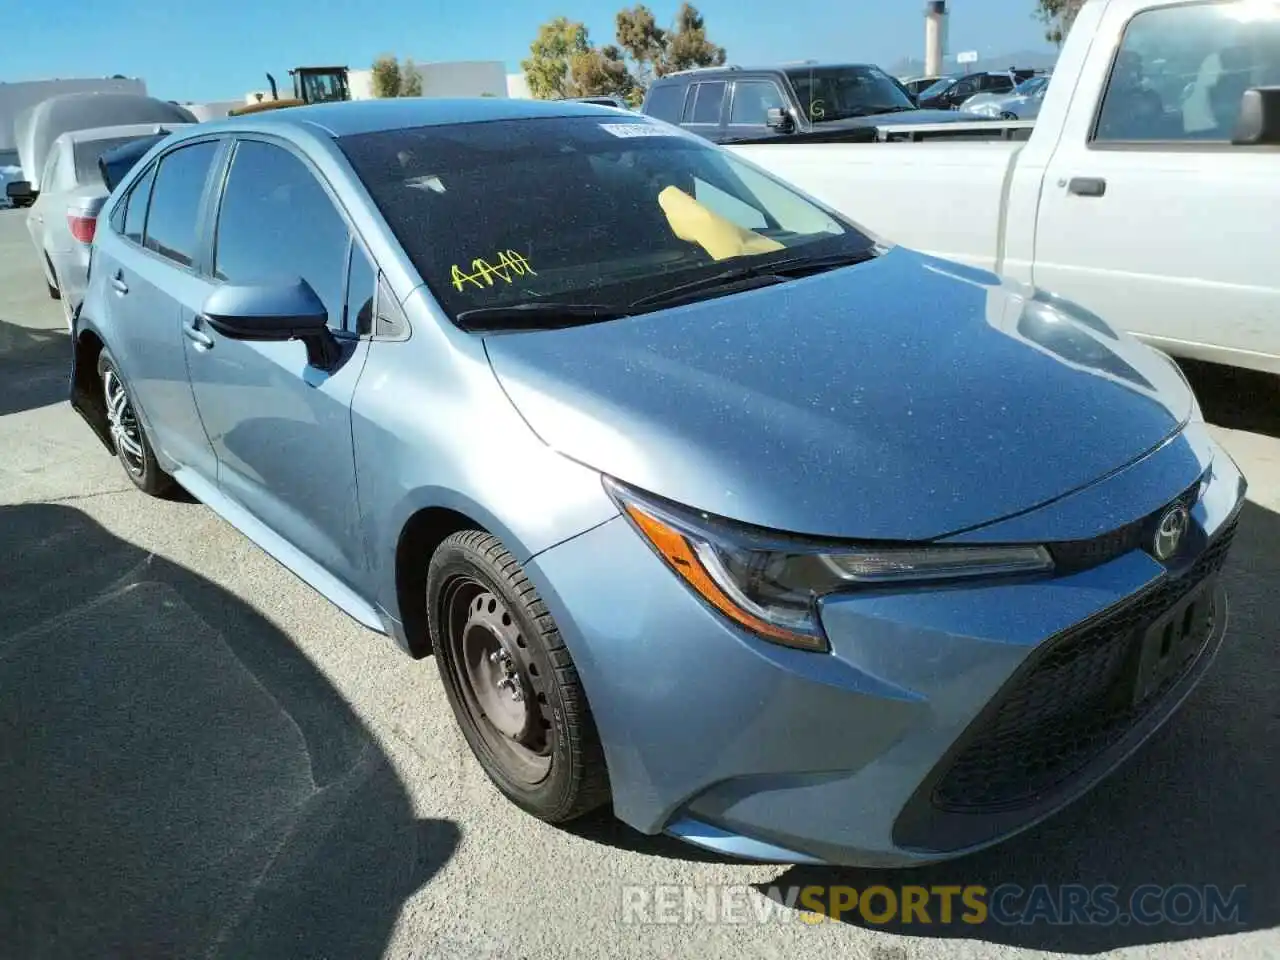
[338,116,872,323]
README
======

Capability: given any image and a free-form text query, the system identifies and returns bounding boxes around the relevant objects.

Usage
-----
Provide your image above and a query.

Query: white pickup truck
[730,0,1280,375]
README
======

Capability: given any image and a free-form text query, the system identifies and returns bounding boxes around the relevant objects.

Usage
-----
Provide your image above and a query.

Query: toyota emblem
[1152,503,1190,561]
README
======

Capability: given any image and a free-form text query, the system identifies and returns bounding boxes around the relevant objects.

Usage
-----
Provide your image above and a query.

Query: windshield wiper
[454,302,627,331]
[630,250,878,311]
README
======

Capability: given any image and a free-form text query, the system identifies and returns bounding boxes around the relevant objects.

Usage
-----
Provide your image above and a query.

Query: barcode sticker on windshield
[599,122,680,138]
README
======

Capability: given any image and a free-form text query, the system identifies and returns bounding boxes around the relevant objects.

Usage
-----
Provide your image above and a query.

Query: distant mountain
[889,49,1060,79]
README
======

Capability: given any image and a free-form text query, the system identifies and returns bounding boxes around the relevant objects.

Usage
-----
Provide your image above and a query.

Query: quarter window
[344,242,377,335]
[144,141,220,267]
[122,163,157,245]
[688,81,727,124]
[729,81,786,124]
[213,139,350,330]
[1094,0,1280,142]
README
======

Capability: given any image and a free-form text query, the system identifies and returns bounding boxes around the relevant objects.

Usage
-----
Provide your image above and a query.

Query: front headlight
[606,479,1054,653]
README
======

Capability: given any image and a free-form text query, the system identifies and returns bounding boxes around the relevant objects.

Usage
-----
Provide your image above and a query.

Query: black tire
[427,530,610,823]
[97,350,175,498]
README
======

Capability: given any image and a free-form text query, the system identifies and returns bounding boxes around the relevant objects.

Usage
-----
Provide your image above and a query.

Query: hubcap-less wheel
[444,578,553,784]
[103,368,146,477]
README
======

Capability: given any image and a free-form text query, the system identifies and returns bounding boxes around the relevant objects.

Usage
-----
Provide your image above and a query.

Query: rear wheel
[97,350,175,498]
[427,530,610,823]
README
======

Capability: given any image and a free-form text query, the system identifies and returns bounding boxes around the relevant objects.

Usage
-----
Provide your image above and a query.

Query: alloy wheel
[102,368,146,478]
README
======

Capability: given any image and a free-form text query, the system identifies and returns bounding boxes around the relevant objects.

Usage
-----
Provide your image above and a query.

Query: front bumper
[525,422,1246,866]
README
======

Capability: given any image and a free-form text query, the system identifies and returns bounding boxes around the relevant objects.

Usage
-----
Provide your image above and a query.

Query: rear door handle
[183,320,214,349]
[110,273,129,295]
[1067,176,1107,197]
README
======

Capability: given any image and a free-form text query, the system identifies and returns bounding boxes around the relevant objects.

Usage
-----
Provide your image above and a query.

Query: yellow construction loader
[229,66,351,116]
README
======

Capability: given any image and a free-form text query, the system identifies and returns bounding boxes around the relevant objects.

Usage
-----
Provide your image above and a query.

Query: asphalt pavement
[1,207,1276,959]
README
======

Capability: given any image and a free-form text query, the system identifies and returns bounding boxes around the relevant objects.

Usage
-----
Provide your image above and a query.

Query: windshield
[1015,76,1048,96]
[784,65,916,122]
[338,116,874,323]
[74,136,154,184]
[917,77,957,99]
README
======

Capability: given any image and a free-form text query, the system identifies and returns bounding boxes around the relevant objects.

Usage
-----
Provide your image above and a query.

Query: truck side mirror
[766,107,794,132]
[1232,86,1280,145]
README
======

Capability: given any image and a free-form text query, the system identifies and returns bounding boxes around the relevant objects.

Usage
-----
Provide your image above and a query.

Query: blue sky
[8,0,1055,103]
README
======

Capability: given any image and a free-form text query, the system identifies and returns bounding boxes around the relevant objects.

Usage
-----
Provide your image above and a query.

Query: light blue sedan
[70,98,1245,866]
[962,74,1052,120]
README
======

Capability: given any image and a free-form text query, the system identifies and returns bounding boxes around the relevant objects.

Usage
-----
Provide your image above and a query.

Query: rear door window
[687,81,727,124]
[143,141,220,267]
[213,139,351,330]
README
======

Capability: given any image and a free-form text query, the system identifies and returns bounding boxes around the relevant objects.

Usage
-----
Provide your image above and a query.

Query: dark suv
[639,63,979,143]
[915,70,1038,110]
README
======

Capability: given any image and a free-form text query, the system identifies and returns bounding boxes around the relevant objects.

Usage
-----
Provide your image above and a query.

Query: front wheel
[427,530,610,823]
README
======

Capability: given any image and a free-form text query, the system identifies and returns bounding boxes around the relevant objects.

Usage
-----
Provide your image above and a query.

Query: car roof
[182,97,633,140]
[654,62,889,82]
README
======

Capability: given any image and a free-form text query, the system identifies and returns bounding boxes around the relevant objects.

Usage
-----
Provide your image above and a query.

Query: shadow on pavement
[764,498,1280,953]
[0,318,69,417]
[1179,359,1280,438]
[0,503,460,959]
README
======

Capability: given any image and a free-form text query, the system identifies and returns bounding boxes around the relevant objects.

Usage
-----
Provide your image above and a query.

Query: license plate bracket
[1129,577,1215,707]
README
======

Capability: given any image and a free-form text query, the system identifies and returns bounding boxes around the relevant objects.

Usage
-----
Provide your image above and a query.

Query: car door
[681,80,728,141]
[183,135,373,590]
[1034,0,1280,364]
[724,77,789,141]
[947,77,979,108]
[90,140,224,480]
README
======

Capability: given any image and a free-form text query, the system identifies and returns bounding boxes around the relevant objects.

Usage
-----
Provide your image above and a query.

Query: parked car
[11,92,196,196]
[0,148,21,209]
[901,76,944,98]
[13,123,189,324]
[732,0,1280,375]
[640,63,987,143]
[915,70,1036,110]
[961,73,1052,119]
[71,97,1244,867]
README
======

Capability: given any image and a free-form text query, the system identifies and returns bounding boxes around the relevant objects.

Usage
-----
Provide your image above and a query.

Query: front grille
[930,515,1238,814]
[1046,481,1201,572]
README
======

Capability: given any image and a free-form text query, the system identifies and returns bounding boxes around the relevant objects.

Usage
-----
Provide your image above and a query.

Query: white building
[348,60,509,99]
[506,73,532,99]
[0,77,146,152]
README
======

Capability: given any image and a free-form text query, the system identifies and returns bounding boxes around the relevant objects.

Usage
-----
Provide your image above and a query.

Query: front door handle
[1067,176,1107,197]
[110,273,129,295]
[183,320,214,349]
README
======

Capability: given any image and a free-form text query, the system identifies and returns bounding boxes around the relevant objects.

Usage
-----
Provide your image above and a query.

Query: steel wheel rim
[102,369,145,477]
[442,575,553,785]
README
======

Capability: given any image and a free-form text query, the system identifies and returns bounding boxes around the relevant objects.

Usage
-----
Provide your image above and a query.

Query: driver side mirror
[1232,86,1280,145]
[201,279,342,369]
[766,107,795,132]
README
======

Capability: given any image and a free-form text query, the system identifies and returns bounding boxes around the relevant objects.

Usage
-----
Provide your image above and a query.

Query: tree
[1035,0,1086,45]
[523,4,725,100]
[401,58,423,97]
[522,17,592,99]
[569,44,637,100]
[616,3,725,81]
[371,54,402,98]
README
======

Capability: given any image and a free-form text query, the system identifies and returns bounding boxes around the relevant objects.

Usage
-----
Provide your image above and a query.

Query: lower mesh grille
[930,516,1238,813]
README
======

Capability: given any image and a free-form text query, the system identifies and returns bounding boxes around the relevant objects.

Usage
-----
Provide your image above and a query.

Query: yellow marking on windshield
[451,250,537,291]
[657,187,785,261]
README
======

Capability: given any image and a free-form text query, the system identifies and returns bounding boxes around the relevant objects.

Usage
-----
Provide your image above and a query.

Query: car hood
[484,247,1192,541]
